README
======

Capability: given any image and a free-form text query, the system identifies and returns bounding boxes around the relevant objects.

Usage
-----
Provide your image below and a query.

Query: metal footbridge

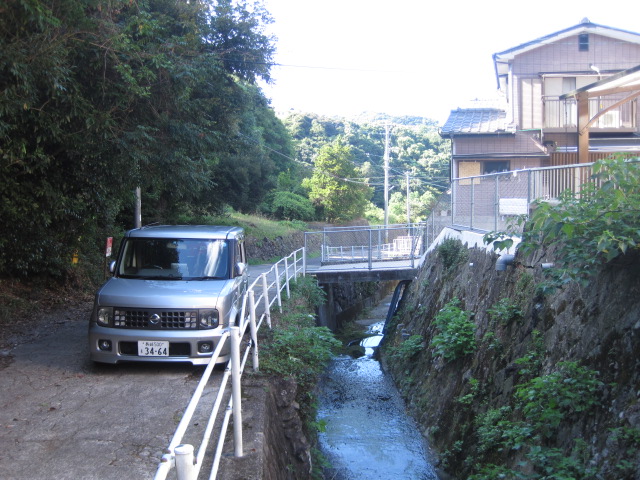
[303,223,429,283]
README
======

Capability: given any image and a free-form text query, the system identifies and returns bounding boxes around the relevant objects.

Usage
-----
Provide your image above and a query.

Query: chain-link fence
[440,163,598,234]
[303,162,608,272]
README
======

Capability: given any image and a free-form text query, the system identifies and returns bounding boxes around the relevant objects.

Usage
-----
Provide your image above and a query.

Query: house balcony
[542,97,636,132]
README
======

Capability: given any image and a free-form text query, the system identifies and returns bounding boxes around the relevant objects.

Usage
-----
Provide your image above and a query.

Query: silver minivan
[89,225,248,365]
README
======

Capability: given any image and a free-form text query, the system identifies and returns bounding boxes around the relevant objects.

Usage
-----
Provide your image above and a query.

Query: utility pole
[405,171,411,225]
[134,187,142,228]
[383,124,391,230]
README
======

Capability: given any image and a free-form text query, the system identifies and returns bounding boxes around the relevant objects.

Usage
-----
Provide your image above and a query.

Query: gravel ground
[0,298,211,480]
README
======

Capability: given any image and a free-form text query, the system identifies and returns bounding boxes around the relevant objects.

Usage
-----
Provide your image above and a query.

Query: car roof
[125,225,244,240]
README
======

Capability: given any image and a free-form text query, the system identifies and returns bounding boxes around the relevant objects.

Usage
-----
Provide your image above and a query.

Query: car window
[117,238,229,279]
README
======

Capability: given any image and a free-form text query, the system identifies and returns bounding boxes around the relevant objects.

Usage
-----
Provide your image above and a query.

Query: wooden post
[577,91,590,164]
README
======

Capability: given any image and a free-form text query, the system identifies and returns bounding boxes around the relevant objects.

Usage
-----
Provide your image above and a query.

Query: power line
[224,56,423,75]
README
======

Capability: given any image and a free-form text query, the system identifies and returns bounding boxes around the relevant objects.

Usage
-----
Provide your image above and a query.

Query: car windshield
[117,238,229,280]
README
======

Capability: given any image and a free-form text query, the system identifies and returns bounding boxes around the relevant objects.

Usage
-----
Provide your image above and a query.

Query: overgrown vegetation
[1,0,299,279]
[430,298,476,361]
[258,276,340,413]
[467,362,603,479]
[256,275,340,480]
[438,237,469,271]
[487,298,522,325]
[260,277,339,389]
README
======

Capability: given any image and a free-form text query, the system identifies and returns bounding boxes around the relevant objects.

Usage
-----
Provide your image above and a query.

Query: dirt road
[0,264,282,479]
[0,299,209,479]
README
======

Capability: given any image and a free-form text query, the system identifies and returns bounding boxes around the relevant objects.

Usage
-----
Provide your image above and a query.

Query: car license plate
[138,340,169,357]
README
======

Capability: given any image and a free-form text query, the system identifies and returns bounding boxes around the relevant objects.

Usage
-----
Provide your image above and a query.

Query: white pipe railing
[304,223,427,269]
[154,247,306,480]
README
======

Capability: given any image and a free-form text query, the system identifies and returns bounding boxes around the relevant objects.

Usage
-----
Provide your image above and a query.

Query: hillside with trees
[276,112,450,224]
[1,0,293,279]
[1,1,450,284]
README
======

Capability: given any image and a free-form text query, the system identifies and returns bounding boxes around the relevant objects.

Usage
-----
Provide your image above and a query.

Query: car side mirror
[109,261,116,274]
[235,262,247,277]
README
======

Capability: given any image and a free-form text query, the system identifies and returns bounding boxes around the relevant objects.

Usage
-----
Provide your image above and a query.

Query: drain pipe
[496,253,516,271]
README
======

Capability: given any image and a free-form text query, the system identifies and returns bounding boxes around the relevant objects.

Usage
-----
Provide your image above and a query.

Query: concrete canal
[317,297,439,479]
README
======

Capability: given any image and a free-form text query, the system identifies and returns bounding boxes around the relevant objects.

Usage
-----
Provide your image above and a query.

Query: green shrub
[438,238,468,271]
[514,330,545,376]
[610,426,640,476]
[430,298,476,361]
[287,276,327,312]
[464,360,602,478]
[457,377,481,405]
[485,157,640,287]
[260,323,340,390]
[515,361,602,437]
[260,276,339,390]
[475,406,533,455]
[488,298,522,325]
[388,334,424,360]
[269,191,316,221]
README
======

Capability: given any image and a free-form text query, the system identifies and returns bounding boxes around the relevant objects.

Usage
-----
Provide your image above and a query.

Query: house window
[458,161,481,185]
[484,161,510,174]
[579,33,589,51]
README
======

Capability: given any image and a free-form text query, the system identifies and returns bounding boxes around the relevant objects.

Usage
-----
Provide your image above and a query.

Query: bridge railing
[154,248,305,480]
[304,223,427,270]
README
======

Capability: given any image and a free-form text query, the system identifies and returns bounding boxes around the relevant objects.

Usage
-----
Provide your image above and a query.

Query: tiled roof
[440,108,515,135]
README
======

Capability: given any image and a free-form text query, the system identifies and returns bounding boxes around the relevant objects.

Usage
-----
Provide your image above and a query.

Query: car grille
[113,309,198,329]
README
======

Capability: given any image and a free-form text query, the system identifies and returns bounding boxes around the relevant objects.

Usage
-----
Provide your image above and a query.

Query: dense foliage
[523,156,640,284]
[282,112,451,223]
[1,1,450,280]
[0,0,293,278]
[467,361,604,479]
[430,297,476,362]
[302,140,372,222]
[259,276,340,398]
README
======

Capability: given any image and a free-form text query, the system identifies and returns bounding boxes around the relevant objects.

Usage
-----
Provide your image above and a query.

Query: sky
[259,0,640,124]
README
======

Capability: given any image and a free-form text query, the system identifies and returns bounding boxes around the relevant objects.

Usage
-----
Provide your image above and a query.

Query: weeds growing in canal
[259,277,340,393]
[430,297,476,362]
[256,276,341,479]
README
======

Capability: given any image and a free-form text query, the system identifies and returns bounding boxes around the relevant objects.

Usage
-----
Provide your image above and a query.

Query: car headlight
[97,307,113,326]
[199,309,219,329]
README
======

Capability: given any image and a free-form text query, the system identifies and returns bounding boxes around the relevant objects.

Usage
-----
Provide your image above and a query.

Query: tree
[302,140,372,222]
[0,0,282,278]
[281,112,451,221]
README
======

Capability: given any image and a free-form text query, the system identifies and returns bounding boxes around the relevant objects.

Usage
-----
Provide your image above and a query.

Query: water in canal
[317,300,439,480]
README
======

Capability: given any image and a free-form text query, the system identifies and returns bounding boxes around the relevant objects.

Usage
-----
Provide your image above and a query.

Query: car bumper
[88,324,230,365]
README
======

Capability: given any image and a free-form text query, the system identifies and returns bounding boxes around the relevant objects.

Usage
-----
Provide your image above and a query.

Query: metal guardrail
[154,248,305,480]
[304,223,427,270]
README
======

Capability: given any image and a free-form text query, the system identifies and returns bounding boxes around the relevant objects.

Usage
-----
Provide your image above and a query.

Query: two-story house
[440,18,640,181]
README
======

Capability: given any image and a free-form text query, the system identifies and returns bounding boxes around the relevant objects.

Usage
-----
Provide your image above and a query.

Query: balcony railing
[543,97,636,129]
